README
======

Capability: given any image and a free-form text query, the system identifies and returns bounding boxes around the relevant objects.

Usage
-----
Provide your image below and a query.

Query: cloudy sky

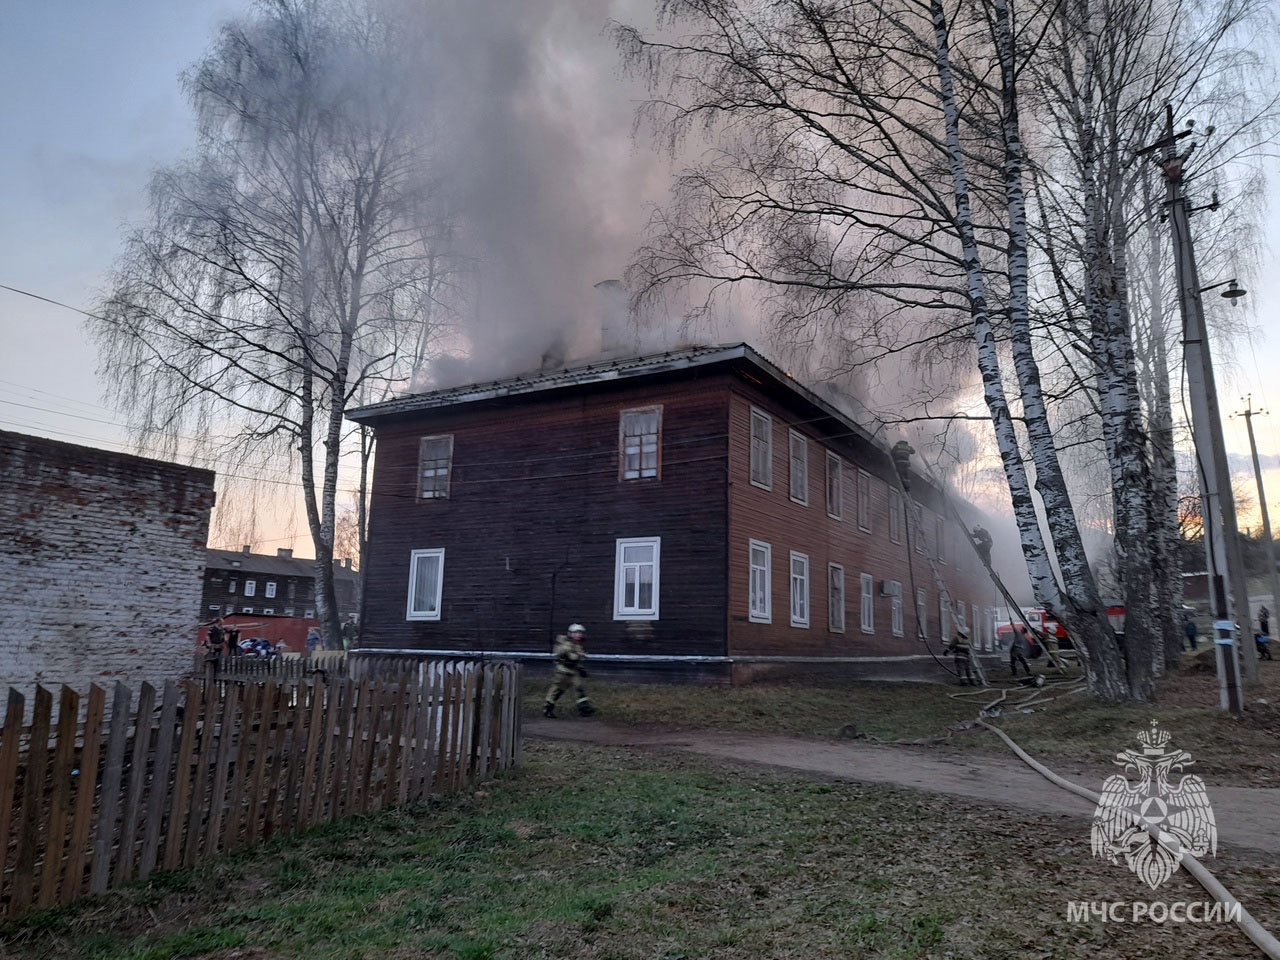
[2,0,1279,554]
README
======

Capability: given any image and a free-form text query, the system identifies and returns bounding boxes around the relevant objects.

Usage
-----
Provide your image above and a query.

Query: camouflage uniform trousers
[545,669,591,712]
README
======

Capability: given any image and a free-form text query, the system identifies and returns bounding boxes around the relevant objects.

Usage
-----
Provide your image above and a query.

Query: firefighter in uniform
[945,629,975,685]
[544,623,595,718]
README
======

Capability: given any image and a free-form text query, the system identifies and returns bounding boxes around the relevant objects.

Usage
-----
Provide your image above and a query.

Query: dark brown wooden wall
[724,388,993,659]
[360,377,732,658]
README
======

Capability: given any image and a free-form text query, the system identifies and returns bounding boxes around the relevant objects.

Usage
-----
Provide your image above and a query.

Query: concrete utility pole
[1146,104,1250,711]
[1236,397,1279,642]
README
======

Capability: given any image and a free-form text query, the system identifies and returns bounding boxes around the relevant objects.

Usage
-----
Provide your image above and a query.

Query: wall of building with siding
[0,431,215,713]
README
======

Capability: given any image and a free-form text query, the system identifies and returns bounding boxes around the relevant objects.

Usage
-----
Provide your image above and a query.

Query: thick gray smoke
[417,0,685,386]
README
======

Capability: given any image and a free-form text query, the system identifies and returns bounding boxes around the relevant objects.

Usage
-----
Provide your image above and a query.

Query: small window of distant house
[284,607,295,617]
[789,431,808,505]
[228,580,238,595]
[207,604,221,614]
[828,564,845,633]
[304,608,315,618]
[407,548,445,621]
[789,552,810,627]
[242,607,253,614]
[859,573,874,633]
[826,452,843,519]
[620,406,662,480]
[263,608,275,616]
[936,516,946,563]
[917,588,927,638]
[750,408,773,489]
[889,489,904,543]
[891,582,905,637]
[615,537,660,619]
[749,539,772,623]
[418,435,454,500]
[288,581,296,600]
[244,580,257,598]
[265,582,277,599]
[857,470,872,532]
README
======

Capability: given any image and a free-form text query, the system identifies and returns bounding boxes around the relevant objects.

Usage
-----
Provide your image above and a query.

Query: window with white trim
[749,540,772,623]
[418,435,454,499]
[263,608,275,616]
[936,516,946,563]
[789,431,809,504]
[789,552,810,627]
[242,607,253,614]
[917,588,928,638]
[891,583,905,637]
[207,604,221,614]
[828,564,845,633]
[244,580,257,598]
[914,507,925,554]
[304,608,315,618]
[859,573,874,633]
[615,537,660,619]
[940,593,951,640]
[284,607,295,617]
[750,409,773,488]
[265,582,277,599]
[406,548,445,621]
[972,603,981,648]
[889,489,903,544]
[224,604,234,615]
[826,452,843,519]
[620,406,662,480]
[228,580,238,595]
[857,470,872,532]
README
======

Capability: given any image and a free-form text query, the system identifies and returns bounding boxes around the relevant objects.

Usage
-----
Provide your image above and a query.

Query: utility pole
[1145,104,1249,710]
[1237,397,1279,644]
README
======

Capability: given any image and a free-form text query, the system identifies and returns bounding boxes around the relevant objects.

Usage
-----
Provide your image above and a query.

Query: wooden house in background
[347,344,992,684]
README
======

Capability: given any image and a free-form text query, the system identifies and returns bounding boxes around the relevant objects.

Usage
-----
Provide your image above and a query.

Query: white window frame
[284,607,295,618]
[917,588,928,639]
[418,434,454,500]
[889,489,903,544]
[892,583,905,637]
[789,431,809,505]
[750,408,773,489]
[789,551,810,628]
[207,604,221,614]
[244,580,257,598]
[857,470,872,532]
[614,537,661,620]
[406,547,446,621]
[265,581,277,599]
[936,516,946,563]
[241,607,253,614]
[748,539,772,624]
[826,452,843,519]
[972,604,981,648]
[828,563,845,633]
[304,608,315,619]
[228,580,238,595]
[224,604,234,615]
[940,593,951,640]
[859,573,875,633]
[620,405,662,480]
[263,608,275,616]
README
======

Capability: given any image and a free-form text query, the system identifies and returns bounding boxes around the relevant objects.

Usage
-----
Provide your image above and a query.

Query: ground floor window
[407,547,445,621]
[749,539,771,623]
[917,588,927,639]
[790,552,810,627]
[828,564,845,633]
[891,583,904,637]
[615,537,660,619]
[859,573,874,633]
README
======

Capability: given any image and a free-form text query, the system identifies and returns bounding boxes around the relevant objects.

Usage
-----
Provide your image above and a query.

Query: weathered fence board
[0,658,520,921]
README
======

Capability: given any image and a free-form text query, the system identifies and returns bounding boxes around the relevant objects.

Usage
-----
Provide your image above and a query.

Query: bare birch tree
[94,0,458,646]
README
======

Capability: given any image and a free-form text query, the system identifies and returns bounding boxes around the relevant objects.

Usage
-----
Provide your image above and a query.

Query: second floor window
[244,580,257,597]
[418,435,454,499]
[789,431,808,504]
[750,409,772,488]
[265,582,277,599]
[826,453,843,519]
[620,406,662,480]
[936,516,946,563]
[857,470,872,532]
[889,489,904,543]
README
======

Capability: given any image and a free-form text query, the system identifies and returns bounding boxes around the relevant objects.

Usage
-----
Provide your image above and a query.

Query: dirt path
[526,718,1280,856]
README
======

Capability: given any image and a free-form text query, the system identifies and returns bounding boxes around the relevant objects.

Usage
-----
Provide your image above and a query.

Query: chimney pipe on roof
[277,548,293,559]
[242,545,252,555]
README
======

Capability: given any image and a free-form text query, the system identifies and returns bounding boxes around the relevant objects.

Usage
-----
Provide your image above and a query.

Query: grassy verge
[524,659,1280,787]
[3,741,1275,960]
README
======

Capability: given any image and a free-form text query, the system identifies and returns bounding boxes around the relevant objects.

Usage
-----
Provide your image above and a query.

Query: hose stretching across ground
[981,719,1280,959]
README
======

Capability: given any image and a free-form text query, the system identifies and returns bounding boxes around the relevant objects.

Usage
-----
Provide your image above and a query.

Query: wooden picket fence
[0,658,521,919]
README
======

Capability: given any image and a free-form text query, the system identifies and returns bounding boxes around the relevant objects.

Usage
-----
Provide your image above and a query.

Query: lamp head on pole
[1221,280,1246,305]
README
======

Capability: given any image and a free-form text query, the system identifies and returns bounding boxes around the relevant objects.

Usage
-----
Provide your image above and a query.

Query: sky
[2,0,1280,559]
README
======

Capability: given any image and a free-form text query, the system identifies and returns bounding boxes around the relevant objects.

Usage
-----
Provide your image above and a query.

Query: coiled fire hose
[980,719,1280,958]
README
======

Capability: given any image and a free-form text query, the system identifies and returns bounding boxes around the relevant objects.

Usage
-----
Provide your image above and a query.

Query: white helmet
[568,623,586,634]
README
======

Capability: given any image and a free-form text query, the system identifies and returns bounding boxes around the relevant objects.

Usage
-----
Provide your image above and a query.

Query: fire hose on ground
[980,718,1280,959]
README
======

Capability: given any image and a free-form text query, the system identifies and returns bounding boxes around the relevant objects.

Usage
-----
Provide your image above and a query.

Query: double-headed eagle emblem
[1090,721,1216,890]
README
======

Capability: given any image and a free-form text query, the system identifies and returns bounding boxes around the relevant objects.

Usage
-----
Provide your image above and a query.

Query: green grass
[3,742,1275,960]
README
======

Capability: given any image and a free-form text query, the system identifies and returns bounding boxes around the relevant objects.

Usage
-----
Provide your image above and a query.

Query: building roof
[347,341,884,446]
[205,548,359,583]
